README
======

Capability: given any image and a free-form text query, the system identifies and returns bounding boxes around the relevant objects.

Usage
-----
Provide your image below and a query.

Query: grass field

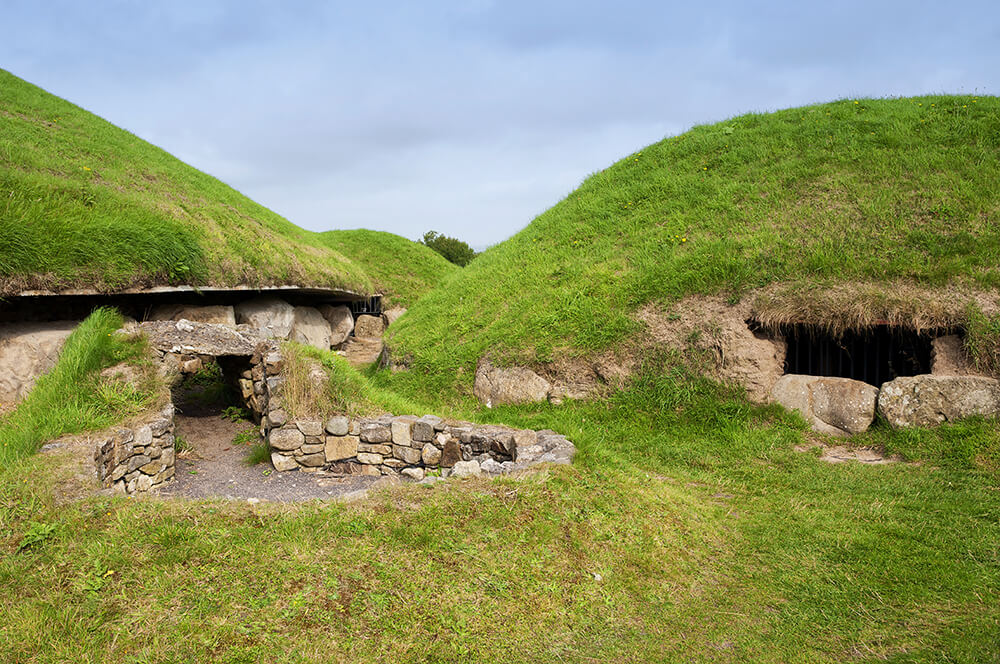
[1,338,998,662]
[0,70,453,302]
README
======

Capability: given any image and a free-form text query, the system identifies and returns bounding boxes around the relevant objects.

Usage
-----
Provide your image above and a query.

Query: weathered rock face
[931,335,977,376]
[319,305,355,346]
[149,304,236,326]
[382,307,407,327]
[772,375,879,436]
[878,375,1000,428]
[473,359,551,407]
[0,321,78,405]
[290,306,332,350]
[354,314,385,339]
[342,337,385,368]
[235,298,295,339]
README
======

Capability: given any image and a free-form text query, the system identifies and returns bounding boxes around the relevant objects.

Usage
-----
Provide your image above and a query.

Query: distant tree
[420,231,477,267]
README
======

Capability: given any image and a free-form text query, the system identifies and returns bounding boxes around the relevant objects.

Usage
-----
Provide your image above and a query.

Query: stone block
[358,443,392,455]
[360,422,392,443]
[325,435,359,462]
[319,305,355,346]
[299,453,326,467]
[271,452,299,472]
[291,306,332,350]
[772,375,878,436]
[878,375,1000,428]
[325,416,349,436]
[421,443,441,466]
[412,419,435,442]
[357,452,384,465]
[391,416,416,446]
[268,409,288,428]
[439,438,461,467]
[451,460,482,478]
[127,454,152,473]
[140,459,165,476]
[382,458,407,469]
[295,420,324,437]
[401,467,425,481]
[269,428,305,451]
[301,443,325,454]
[354,314,385,338]
[393,444,422,465]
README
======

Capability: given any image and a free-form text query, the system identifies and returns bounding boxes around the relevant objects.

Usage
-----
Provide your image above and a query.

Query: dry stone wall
[94,404,177,494]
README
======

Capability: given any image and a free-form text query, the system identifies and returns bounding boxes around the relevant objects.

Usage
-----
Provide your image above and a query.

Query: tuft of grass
[387,95,1000,398]
[963,303,1000,374]
[280,342,425,418]
[244,441,271,466]
[0,308,158,468]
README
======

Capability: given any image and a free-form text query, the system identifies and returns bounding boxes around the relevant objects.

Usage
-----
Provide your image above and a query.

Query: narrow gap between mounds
[749,320,954,388]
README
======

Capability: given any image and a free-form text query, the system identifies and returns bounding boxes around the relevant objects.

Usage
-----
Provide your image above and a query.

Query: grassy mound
[0,70,452,302]
[389,95,1000,394]
[319,230,457,307]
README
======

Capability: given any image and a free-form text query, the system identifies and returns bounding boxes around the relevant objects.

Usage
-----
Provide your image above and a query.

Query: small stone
[111,464,128,482]
[134,425,153,447]
[161,447,175,468]
[451,460,482,478]
[439,438,461,467]
[382,458,407,469]
[325,435,359,462]
[268,409,288,427]
[358,443,392,455]
[421,443,441,466]
[126,478,137,493]
[325,416,349,436]
[480,458,505,475]
[411,419,435,442]
[135,474,154,492]
[269,428,304,451]
[401,467,425,481]
[393,444,422,464]
[299,453,325,467]
[140,459,166,476]
[127,454,152,473]
[295,420,324,437]
[391,416,416,446]
[357,452,384,465]
[271,452,299,471]
[301,443,325,454]
[360,422,392,443]
[360,464,382,477]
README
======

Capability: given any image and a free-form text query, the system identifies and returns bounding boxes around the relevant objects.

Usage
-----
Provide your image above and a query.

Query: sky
[3,1,999,249]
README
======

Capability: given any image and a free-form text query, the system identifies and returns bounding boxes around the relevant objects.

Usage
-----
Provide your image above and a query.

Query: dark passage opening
[774,324,941,388]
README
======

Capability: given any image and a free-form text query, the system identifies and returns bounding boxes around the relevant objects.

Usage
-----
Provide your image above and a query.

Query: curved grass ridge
[0,70,453,302]
[389,95,1000,394]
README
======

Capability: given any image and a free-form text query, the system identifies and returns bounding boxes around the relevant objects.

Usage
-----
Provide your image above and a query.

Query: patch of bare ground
[794,440,905,465]
[159,413,379,502]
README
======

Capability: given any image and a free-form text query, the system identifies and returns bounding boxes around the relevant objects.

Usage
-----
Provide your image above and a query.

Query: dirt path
[158,413,379,502]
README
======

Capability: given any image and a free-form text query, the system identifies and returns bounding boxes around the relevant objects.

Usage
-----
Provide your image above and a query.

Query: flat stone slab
[138,320,262,356]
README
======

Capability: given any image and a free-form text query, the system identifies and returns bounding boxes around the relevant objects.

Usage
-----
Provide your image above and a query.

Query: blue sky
[4,1,998,248]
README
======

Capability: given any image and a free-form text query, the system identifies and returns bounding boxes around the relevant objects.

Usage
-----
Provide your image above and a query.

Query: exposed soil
[796,442,904,465]
[158,412,379,502]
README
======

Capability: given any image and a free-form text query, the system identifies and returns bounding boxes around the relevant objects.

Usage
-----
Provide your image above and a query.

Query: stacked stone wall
[94,404,176,494]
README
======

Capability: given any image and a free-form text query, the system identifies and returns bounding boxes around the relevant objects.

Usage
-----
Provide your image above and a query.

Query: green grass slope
[0,70,452,302]
[389,95,1000,393]
[319,229,457,307]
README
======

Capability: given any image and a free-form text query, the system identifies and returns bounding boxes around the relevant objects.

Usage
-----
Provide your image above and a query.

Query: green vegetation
[389,95,1000,395]
[319,229,457,307]
[0,70,452,303]
[280,342,424,418]
[419,230,478,267]
[0,308,157,468]
[1,358,998,661]
[3,95,1000,662]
